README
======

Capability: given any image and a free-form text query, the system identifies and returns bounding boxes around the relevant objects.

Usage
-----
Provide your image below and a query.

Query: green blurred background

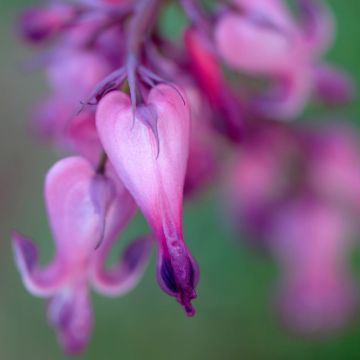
[1,1,360,359]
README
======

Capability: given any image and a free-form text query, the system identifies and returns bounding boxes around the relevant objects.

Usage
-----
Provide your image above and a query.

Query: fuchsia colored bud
[183,85,219,196]
[96,84,199,316]
[270,200,356,333]
[184,27,244,141]
[18,5,76,43]
[12,157,151,353]
[303,124,360,210]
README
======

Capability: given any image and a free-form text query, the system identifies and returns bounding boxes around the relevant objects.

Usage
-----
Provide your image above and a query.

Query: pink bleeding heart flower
[214,0,351,118]
[12,157,152,353]
[96,84,199,316]
[270,199,357,333]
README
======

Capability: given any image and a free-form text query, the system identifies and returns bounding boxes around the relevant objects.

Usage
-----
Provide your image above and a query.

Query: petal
[233,0,295,30]
[157,243,199,317]
[313,64,354,105]
[45,156,108,260]
[215,13,293,75]
[276,273,356,333]
[65,112,103,164]
[47,282,92,354]
[17,5,75,43]
[12,231,66,297]
[89,178,149,296]
[91,236,152,296]
[46,49,111,100]
[184,28,244,141]
[255,69,312,119]
[296,0,334,55]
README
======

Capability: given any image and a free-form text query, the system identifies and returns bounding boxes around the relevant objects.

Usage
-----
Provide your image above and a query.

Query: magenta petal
[91,236,152,296]
[47,283,92,354]
[157,244,199,317]
[296,0,334,54]
[313,64,354,105]
[12,232,65,297]
[90,174,116,249]
[45,157,108,258]
[18,5,75,43]
[256,69,312,119]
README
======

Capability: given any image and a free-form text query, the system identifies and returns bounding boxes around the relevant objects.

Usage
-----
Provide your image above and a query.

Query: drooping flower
[224,120,359,332]
[270,199,357,333]
[96,84,199,316]
[214,0,352,118]
[12,157,151,353]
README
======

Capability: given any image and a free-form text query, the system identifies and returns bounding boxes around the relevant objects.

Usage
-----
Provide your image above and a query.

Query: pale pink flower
[96,84,199,315]
[12,157,151,353]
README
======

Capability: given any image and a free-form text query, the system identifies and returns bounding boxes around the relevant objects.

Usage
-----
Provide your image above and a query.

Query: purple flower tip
[158,255,198,317]
[12,231,38,272]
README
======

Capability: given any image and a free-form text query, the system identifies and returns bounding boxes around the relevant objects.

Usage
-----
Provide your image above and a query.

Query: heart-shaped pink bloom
[13,157,152,353]
[214,0,351,118]
[96,84,199,316]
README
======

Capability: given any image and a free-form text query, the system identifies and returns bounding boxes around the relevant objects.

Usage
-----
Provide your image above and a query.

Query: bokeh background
[1,1,360,359]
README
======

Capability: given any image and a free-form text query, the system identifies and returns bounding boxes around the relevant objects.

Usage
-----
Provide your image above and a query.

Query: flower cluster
[14,0,357,353]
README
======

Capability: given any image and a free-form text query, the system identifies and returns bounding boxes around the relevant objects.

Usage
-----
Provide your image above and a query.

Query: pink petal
[91,236,152,296]
[313,64,354,105]
[47,281,92,354]
[215,13,294,75]
[45,157,108,261]
[12,232,66,297]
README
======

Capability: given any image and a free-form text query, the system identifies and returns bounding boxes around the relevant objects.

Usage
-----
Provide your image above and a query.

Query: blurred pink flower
[12,157,151,353]
[215,0,352,118]
[270,199,357,333]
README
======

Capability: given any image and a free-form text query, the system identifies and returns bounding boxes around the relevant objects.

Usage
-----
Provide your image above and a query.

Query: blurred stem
[96,152,108,174]
[126,0,163,59]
